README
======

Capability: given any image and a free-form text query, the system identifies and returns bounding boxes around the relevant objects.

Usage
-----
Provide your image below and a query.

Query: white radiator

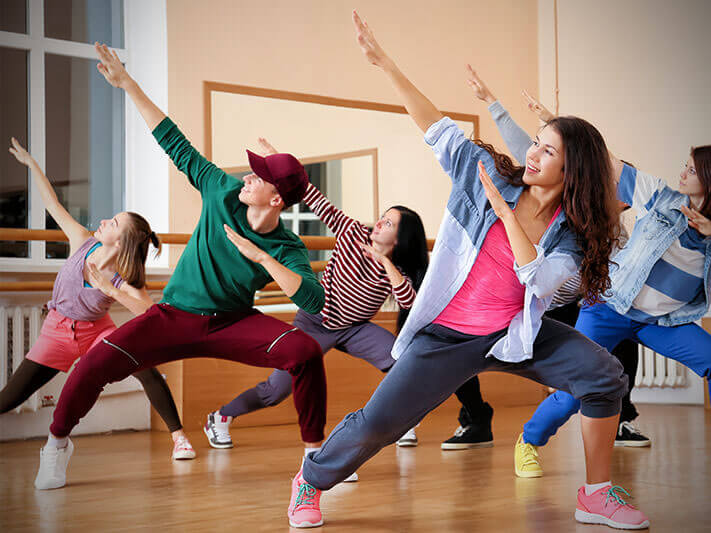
[1,305,44,412]
[635,345,686,388]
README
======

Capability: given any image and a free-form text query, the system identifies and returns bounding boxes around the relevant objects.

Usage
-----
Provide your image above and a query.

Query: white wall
[124,0,170,268]
[538,0,710,405]
[0,298,152,441]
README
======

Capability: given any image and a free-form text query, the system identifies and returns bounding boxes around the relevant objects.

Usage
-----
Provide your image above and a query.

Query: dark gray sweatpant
[220,309,396,418]
[303,318,627,490]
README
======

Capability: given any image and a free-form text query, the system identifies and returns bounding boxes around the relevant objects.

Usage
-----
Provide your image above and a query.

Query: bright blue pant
[523,303,711,446]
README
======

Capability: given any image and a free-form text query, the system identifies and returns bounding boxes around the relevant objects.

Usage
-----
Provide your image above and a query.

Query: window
[0,0,167,267]
[44,53,125,258]
[0,46,29,257]
[0,0,27,34]
[44,0,124,47]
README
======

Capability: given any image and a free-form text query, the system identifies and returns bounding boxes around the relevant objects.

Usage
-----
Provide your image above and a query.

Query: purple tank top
[47,237,124,321]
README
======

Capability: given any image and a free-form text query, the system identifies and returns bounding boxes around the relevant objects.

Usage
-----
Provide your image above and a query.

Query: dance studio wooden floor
[1,404,708,532]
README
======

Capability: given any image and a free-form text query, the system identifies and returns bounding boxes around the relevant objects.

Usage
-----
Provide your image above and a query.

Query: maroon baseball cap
[246,150,309,208]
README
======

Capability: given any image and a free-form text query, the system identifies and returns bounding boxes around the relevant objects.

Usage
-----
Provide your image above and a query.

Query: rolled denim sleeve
[514,246,581,299]
[424,117,472,181]
[617,164,668,215]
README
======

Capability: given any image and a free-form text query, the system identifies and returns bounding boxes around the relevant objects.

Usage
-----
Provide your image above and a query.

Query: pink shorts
[26,309,117,372]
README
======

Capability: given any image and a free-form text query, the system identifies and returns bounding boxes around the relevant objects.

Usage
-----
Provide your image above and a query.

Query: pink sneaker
[575,485,649,529]
[171,436,196,460]
[288,469,323,528]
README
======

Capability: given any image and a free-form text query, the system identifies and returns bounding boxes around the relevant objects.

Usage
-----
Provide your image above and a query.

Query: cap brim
[246,150,274,183]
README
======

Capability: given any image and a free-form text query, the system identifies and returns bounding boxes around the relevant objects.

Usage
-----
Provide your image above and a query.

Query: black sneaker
[441,424,493,450]
[614,421,651,447]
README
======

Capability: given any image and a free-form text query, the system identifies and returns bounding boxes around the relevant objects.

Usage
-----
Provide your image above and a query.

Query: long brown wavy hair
[691,145,711,218]
[473,116,619,303]
[116,212,162,289]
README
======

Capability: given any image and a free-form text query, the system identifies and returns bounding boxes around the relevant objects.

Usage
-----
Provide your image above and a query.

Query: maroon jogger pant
[50,303,326,442]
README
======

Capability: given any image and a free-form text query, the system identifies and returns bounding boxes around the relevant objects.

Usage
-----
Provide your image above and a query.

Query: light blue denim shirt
[608,164,711,325]
[392,117,582,363]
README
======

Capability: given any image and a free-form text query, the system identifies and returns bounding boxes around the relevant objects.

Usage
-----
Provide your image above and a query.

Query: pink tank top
[47,237,124,322]
[434,206,561,335]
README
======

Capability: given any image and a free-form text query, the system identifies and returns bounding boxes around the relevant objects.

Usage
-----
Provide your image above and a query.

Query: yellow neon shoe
[514,433,543,478]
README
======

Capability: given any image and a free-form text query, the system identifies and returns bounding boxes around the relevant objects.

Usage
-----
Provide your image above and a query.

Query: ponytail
[115,212,160,289]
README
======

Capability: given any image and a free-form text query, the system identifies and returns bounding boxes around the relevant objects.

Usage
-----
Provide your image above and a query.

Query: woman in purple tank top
[2,138,196,461]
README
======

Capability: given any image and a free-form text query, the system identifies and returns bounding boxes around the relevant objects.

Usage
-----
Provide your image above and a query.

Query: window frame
[0,0,169,271]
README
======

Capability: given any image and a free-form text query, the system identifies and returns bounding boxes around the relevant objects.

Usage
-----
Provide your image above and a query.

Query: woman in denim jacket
[516,94,711,475]
[438,70,646,453]
[285,12,648,530]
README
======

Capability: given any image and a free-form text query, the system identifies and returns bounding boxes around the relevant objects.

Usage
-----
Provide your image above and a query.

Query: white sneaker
[396,427,418,447]
[342,471,359,483]
[172,436,197,460]
[204,411,233,449]
[35,438,74,490]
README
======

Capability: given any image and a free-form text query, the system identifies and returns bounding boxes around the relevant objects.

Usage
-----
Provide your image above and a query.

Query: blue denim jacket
[608,165,711,325]
[392,117,582,363]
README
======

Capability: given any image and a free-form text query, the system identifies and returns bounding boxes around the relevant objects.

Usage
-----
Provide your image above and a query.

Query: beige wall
[210,91,472,229]
[165,0,540,242]
[538,0,711,189]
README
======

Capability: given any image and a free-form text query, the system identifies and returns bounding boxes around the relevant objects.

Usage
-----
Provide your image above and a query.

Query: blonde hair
[115,212,161,288]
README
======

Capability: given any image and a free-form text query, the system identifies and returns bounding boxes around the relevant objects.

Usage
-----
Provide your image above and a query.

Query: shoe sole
[441,440,494,450]
[514,466,543,478]
[396,440,418,447]
[288,518,324,528]
[35,480,67,490]
[172,451,197,460]
[203,426,233,449]
[614,441,651,447]
[575,509,650,529]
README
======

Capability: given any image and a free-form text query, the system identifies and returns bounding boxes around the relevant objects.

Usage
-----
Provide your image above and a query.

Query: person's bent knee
[550,390,581,413]
[580,396,622,419]
[570,345,627,419]
[295,331,323,361]
[256,378,292,407]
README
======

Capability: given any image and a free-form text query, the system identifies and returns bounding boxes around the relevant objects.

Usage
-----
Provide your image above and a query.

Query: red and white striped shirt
[303,183,416,330]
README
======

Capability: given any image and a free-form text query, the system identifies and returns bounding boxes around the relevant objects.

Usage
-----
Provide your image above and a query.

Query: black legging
[457,302,640,425]
[0,359,183,432]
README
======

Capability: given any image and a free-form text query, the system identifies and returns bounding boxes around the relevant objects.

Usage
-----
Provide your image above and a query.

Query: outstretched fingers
[257,137,278,156]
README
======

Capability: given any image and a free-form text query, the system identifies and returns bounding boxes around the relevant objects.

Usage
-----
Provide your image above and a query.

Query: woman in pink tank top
[2,138,195,461]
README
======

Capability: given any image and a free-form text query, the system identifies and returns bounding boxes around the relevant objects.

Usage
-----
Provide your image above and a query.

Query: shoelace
[293,482,318,510]
[619,421,643,437]
[604,485,634,508]
[211,419,231,441]
[42,446,63,475]
[520,442,540,467]
[453,425,468,437]
[174,437,193,450]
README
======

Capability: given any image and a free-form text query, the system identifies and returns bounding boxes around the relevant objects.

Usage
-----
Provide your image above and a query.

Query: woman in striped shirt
[204,138,429,464]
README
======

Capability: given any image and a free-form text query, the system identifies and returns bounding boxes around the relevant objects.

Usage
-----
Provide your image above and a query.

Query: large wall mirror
[205,82,478,241]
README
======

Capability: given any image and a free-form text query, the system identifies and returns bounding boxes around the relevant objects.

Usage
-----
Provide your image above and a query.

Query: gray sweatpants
[303,319,627,490]
[220,309,396,418]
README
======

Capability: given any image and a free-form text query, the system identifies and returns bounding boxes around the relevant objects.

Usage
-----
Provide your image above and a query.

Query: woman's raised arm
[8,137,89,250]
[353,11,442,133]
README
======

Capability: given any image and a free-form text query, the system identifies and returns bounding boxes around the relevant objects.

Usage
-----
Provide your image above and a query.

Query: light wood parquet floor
[1,404,709,532]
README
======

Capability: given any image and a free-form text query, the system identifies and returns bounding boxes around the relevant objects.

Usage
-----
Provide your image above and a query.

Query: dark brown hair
[387,206,429,332]
[690,145,711,218]
[116,212,161,289]
[473,116,620,304]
